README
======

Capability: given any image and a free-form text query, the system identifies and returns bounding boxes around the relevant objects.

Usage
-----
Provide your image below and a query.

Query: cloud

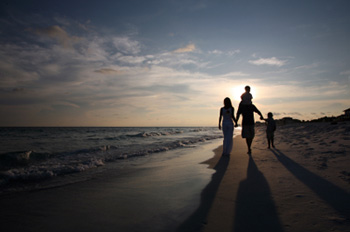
[272,112,302,117]
[53,101,80,108]
[288,112,303,116]
[209,49,223,55]
[294,63,319,70]
[340,70,350,75]
[0,53,40,87]
[32,25,81,49]
[220,71,249,78]
[173,43,196,53]
[209,49,240,56]
[249,57,286,67]
[94,68,124,75]
[144,50,202,69]
[228,49,241,56]
[116,55,146,64]
[112,37,141,55]
[134,84,197,95]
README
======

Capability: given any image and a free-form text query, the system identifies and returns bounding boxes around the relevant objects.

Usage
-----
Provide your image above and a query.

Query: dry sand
[179,121,350,232]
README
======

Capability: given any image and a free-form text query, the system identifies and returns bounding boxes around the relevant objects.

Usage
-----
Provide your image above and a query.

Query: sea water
[0,127,231,192]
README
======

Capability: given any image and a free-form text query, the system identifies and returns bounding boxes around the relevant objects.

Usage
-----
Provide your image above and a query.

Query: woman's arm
[218,108,222,130]
[231,107,238,126]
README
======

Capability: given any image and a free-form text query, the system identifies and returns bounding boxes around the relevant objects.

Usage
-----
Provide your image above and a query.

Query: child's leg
[267,133,271,148]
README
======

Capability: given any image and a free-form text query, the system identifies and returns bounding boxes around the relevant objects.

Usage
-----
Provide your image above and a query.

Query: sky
[0,0,349,126]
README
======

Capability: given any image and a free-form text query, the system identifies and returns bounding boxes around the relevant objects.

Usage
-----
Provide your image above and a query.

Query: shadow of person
[271,149,350,220]
[233,155,284,232]
[177,156,230,232]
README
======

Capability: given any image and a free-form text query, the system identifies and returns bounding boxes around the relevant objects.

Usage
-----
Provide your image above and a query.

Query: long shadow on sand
[177,155,229,232]
[233,155,284,232]
[271,149,350,219]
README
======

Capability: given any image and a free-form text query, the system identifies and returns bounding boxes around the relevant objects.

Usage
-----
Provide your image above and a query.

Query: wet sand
[0,141,219,232]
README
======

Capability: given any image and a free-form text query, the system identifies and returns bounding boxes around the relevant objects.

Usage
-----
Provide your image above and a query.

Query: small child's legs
[266,132,275,149]
[267,137,275,148]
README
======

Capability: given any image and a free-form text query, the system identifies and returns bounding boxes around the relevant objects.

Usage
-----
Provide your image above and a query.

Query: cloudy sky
[0,0,349,126]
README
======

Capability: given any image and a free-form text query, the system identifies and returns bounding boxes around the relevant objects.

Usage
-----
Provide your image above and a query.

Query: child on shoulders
[240,85,253,105]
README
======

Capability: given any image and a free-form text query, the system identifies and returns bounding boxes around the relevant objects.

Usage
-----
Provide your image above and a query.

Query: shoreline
[0,140,222,232]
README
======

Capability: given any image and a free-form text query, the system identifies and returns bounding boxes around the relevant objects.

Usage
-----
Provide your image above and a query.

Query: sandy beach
[1,122,350,232]
[180,121,350,232]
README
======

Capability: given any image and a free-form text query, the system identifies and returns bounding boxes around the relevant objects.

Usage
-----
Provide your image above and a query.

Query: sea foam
[0,127,224,189]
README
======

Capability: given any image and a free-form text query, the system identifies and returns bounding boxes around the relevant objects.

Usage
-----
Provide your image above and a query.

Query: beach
[1,122,350,232]
[187,121,350,232]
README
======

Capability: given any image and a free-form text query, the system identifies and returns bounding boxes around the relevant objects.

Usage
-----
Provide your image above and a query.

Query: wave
[90,130,185,141]
[128,130,184,138]
[0,135,221,189]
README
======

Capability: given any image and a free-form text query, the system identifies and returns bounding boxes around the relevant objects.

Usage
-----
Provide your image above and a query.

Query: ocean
[0,127,233,193]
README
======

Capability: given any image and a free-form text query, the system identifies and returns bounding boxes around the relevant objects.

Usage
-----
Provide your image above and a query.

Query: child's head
[241,86,252,105]
[268,112,273,118]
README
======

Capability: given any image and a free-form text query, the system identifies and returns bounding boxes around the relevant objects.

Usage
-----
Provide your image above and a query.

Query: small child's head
[240,85,252,105]
[268,112,273,118]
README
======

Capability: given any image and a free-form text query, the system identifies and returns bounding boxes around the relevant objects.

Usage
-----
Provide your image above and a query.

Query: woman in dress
[218,97,238,156]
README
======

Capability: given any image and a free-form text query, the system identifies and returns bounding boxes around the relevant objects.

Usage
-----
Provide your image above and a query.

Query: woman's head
[224,97,232,108]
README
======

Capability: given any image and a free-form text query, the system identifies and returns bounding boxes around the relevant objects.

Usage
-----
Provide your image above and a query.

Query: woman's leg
[223,122,233,155]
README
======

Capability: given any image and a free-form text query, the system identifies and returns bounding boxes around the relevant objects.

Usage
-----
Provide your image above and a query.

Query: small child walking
[265,112,276,149]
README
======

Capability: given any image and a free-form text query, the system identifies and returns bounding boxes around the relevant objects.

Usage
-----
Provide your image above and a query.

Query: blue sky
[0,0,349,126]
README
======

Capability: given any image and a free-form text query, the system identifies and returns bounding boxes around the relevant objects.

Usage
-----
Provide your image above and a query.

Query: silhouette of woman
[219,97,238,156]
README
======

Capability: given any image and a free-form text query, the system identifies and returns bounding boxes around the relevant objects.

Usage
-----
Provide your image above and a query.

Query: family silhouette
[219,86,270,155]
